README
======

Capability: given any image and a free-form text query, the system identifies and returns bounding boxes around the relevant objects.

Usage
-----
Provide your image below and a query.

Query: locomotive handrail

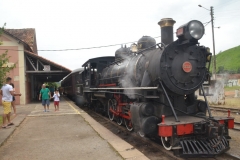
[157,42,166,51]
[107,42,165,68]
[90,87,158,90]
[92,90,145,97]
[200,84,213,118]
[137,42,165,55]
[159,81,180,122]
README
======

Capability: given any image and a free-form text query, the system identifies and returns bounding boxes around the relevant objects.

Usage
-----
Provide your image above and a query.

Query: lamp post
[198,5,216,79]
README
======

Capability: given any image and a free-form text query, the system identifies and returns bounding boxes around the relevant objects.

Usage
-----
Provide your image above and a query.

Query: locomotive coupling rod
[159,81,180,122]
[200,85,213,118]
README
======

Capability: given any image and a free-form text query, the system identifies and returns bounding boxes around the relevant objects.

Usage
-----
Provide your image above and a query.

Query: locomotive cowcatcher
[61,18,234,158]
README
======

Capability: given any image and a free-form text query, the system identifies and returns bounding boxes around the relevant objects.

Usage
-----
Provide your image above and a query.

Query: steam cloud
[208,79,225,105]
[117,52,138,99]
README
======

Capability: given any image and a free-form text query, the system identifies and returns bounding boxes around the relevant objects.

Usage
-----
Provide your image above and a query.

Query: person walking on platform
[52,89,60,111]
[39,84,51,112]
[0,77,21,129]
[10,83,21,115]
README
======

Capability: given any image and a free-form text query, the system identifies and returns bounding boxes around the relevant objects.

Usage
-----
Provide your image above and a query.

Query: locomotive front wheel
[161,137,172,150]
[124,118,133,131]
[138,131,145,137]
[117,117,123,125]
[108,99,114,121]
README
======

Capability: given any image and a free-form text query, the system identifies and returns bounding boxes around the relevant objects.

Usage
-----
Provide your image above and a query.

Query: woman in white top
[52,90,60,111]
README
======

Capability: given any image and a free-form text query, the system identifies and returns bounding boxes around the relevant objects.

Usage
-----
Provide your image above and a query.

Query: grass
[224,86,240,91]
[224,98,240,108]
[211,45,240,73]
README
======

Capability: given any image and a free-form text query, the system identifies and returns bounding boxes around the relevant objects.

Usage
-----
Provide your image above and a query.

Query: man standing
[1,77,21,128]
[39,84,51,112]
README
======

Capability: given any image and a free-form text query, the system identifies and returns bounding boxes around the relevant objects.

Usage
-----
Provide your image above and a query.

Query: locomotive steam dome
[137,36,156,50]
[115,46,130,61]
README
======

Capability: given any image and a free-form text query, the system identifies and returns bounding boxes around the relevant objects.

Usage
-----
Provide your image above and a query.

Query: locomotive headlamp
[177,20,204,42]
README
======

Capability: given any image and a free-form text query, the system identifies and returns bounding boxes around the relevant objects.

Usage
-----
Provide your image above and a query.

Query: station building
[0,28,71,105]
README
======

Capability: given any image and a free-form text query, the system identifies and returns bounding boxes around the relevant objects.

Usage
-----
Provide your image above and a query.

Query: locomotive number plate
[182,61,192,73]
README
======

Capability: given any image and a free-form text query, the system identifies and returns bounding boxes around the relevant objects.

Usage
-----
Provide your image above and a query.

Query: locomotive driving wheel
[138,131,145,137]
[117,117,123,125]
[108,99,116,121]
[161,137,172,150]
[124,118,133,131]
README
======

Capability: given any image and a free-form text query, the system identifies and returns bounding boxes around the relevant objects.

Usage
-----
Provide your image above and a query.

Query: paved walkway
[0,98,149,160]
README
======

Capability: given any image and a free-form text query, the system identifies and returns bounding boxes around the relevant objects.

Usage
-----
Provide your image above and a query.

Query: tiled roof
[4,28,37,53]
[25,50,72,72]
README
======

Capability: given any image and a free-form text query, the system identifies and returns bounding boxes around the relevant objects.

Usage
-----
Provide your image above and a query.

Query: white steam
[118,52,138,99]
[208,79,225,105]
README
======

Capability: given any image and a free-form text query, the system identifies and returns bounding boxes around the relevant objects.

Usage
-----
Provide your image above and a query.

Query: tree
[218,66,224,74]
[0,23,16,87]
[237,68,240,74]
[45,82,57,88]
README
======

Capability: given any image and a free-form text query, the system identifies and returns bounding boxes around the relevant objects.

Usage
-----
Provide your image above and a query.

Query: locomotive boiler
[62,18,234,158]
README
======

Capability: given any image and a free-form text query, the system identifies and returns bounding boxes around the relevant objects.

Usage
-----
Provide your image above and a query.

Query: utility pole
[210,6,216,80]
[199,5,217,79]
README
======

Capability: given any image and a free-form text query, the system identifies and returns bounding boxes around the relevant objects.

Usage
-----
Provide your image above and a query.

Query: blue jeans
[42,99,50,106]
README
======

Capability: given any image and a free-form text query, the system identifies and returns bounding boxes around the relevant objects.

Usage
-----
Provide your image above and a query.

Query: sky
[0,0,240,70]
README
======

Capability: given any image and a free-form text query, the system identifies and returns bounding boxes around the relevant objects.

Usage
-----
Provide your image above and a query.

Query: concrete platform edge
[68,101,150,160]
[0,115,26,147]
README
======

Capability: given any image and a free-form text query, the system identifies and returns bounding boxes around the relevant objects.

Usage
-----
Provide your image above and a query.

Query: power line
[0,36,161,52]
[203,20,211,24]
[204,21,211,27]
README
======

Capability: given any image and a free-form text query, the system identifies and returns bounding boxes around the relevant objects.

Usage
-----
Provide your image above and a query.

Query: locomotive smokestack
[158,18,176,45]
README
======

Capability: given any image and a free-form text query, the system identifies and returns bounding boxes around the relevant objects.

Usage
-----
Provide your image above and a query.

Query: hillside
[213,45,240,73]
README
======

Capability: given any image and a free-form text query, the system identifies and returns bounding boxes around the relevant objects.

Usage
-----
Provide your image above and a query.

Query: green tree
[0,23,16,87]
[45,82,58,89]
[218,66,224,73]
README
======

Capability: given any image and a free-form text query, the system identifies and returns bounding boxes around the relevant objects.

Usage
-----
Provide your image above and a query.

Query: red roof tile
[4,28,37,53]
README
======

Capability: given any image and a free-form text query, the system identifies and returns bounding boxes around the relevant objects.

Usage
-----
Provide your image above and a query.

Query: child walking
[52,90,60,111]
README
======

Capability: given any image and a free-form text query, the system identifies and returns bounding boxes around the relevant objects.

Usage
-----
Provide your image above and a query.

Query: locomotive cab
[82,57,115,89]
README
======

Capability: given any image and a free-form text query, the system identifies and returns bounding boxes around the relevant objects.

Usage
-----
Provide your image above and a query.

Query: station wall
[0,34,26,105]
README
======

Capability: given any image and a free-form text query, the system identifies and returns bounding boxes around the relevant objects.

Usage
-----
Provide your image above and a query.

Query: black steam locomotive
[61,18,234,158]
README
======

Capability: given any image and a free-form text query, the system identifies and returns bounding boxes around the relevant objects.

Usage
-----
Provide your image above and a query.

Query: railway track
[210,106,240,114]
[75,103,239,160]
[210,106,240,131]
[233,122,240,131]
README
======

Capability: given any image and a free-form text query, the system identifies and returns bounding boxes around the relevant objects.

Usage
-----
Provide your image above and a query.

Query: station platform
[0,98,149,160]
